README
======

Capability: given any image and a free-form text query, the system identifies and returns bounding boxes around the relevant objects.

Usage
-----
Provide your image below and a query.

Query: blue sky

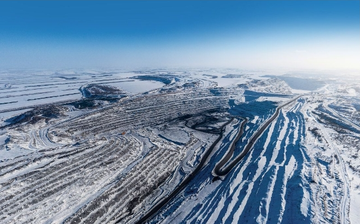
[0,1,359,70]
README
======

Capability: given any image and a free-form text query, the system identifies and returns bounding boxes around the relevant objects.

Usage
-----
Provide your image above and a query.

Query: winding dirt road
[130,117,234,224]
[131,96,300,223]
[213,95,301,177]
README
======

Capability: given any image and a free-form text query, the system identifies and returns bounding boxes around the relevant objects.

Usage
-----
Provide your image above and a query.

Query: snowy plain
[0,68,359,224]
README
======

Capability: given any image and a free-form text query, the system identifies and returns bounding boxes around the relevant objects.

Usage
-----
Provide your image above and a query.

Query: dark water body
[133,75,173,85]
[243,90,290,102]
[264,76,325,91]
[229,99,277,119]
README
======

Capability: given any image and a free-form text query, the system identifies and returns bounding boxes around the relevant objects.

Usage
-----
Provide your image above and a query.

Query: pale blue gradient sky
[0,1,359,70]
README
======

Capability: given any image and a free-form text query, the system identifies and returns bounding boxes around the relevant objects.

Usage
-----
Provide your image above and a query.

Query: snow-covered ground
[0,70,166,122]
[1,68,359,224]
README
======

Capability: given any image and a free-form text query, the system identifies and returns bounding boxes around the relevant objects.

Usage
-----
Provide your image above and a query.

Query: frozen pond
[0,71,165,121]
[111,80,164,94]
